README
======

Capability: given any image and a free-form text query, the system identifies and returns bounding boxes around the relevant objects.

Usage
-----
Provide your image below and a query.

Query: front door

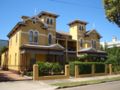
[29,54,36,70]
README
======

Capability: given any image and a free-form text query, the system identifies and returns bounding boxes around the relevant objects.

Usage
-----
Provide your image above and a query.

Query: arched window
[34,31,38,43]
[79,26,81,30]
[50,18,53,25]
[80,39,83,48]
[48,34,52,45]
[91,40,96,48]
[93,41,96,48]
[47,18,49,24]
[29,31,33,42]
[91,40,94,48]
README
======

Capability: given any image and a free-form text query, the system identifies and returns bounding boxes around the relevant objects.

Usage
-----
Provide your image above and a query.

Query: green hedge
[70,61,106,76]
[95,64,105,73]
[79,64,92,74]
[112,64,120,73]
[37,62,63,76]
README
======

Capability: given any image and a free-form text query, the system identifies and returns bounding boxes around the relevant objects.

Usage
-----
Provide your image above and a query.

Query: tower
[38,11,59,31]
[69,20,87,40]
[69,20,87,51]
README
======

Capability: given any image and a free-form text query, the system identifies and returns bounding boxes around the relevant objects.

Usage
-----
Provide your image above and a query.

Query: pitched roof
[20,44,65,50]
[68,20,88,26]
[7,16,47,38]
[56,31,71,36]
[38,11,59,18]
[7,22,26,38]
[79,48,106,54]
[85,29,102,38]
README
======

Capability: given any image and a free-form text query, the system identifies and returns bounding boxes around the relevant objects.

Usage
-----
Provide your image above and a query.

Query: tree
[106,47,120,65]
[103,0,120,27]
[0,46,8,53]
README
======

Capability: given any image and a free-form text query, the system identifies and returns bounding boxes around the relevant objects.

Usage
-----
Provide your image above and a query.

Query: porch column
[65,39,68,62]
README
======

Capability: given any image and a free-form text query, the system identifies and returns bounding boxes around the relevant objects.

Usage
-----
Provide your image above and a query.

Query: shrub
[37,62,49,76]
[112,64,120,73]
[69,62,75,76]
[26,71,33,76]
[37,61,62,76]
[52,63,62,73]
[95,64,105,73]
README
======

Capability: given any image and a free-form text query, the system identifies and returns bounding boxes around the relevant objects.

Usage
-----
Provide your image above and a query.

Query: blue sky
[0,0,120,42]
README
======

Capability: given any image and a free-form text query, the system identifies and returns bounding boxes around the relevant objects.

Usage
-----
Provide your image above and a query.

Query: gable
[7,17,46,38]
[85,30,101,39]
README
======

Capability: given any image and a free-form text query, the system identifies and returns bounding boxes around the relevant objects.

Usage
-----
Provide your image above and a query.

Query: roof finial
[92,22,96,29]
[34,8,37,15]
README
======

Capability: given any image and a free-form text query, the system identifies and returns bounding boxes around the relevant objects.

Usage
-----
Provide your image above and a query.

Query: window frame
[80,39,83,48]
[29,30,34,43]
[34,31,39,43]
[48,33,52,45]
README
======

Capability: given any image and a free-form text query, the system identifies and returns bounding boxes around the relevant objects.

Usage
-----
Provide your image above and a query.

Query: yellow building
[1,11,106,72]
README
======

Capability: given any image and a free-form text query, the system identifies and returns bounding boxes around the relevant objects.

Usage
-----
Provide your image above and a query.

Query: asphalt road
[60,81,120,90]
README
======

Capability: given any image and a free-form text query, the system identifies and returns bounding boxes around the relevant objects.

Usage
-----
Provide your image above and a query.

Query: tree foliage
[106,47,120,65]
[103,0,120,27]
[0,46,8,53]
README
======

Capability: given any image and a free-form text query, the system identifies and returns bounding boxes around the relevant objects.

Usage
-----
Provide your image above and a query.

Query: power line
[49,0,104,10]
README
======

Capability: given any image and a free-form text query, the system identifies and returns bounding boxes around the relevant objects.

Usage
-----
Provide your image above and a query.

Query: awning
[78,48,107,54]
[78,48,107,58]
[20,44,65,55]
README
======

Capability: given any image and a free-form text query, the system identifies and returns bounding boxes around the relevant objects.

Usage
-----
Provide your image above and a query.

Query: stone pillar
[33,64,39,80]
[109,64,112,75]
[75,65,79,78]
[105,64,108,74]
[92,64,95,75]
[65,65,70,78]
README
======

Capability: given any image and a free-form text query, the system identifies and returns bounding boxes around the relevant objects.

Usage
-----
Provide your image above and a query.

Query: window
[81,26,84,30]
[80,39,83,47]
[79,25,85,30]
[15,53,17,65]
[9,55,11,64]
[16,34,17,43]
[29,31,33,42]
[85,43,88,48]
[34,31,38,43]
[91,40,94,48]
[47,18,49,24]
[46,18,53,25]
[91,40,96,48]
[93,41,96,48]
[50,18,53,25]
[79,26,82,30]
[48,34,52,45]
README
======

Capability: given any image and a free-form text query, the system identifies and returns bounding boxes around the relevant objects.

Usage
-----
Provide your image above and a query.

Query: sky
[0,0,120,42]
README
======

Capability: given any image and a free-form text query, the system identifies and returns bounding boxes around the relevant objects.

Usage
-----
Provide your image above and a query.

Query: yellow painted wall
[1,52,8,69]
[20,21,56,46]
[69,25,78,40]
[8,30,21,71]
[7,15,57,72]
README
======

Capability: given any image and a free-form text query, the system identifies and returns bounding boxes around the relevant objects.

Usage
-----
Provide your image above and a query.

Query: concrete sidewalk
[42,74,120,85]
[0,74,120,90]
[0,81,58,90]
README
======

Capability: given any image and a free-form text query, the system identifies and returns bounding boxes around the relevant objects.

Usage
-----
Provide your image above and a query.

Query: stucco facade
[1,11,105,72]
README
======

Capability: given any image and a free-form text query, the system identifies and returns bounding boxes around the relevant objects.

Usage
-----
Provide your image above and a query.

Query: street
[60,81,120,90]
